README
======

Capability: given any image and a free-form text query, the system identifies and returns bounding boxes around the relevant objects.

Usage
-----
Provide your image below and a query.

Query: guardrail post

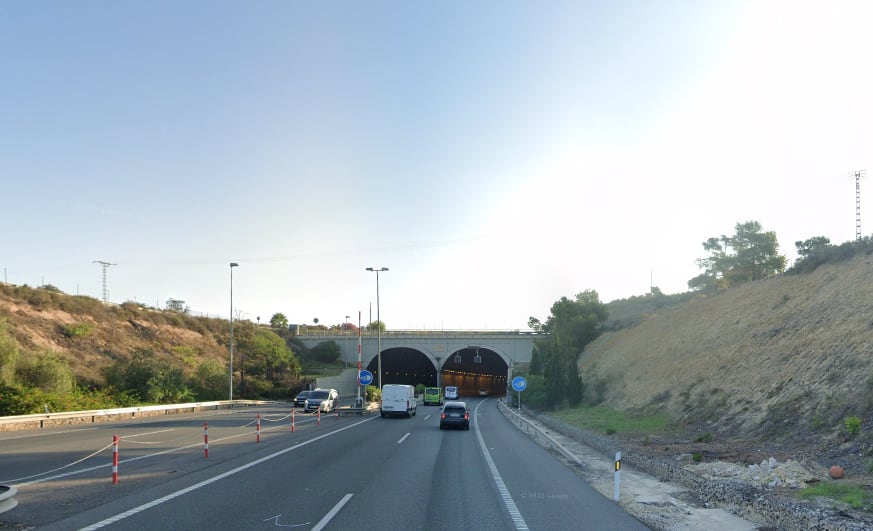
[112,435,119,484]
[203,422,208,458]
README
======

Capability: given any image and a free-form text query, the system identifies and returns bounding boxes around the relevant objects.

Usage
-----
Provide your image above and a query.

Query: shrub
[62,322,92,338]
[844,415,862,437]
[16,352,75,394]
[415,383,426,395]
[695,432,713,443]
[692,452,703,462]
[365,385,381,403]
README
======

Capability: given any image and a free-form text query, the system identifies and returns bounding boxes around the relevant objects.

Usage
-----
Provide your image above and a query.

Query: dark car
[439,401,470,430]
[294,390,312,408]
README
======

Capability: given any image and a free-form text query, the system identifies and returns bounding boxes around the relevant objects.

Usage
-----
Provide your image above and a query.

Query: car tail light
[440,412,446,419]
[464,412,469,420]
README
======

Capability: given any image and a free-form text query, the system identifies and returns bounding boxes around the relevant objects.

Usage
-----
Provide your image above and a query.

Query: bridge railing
[294,329,542,337]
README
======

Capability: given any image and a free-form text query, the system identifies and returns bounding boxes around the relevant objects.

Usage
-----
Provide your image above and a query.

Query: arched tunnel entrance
[365,346,508,397]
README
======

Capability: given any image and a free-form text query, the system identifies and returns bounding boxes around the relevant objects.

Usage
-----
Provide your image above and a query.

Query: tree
[367,320,386,333]
[795,236,831,260]
[270,313,289,330]
[0,318,20,386]
[530,290,607,409]
[191,359,228,400]
[311,341,341,364]
[238,329,300,396]
[165,299,189,314]
[690,221,786,292]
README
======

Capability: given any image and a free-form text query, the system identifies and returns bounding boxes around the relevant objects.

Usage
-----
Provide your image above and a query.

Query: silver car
[304,388,338,413]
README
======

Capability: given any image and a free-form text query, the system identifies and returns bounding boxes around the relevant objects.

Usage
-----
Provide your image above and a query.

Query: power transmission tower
[852,170,867,241]
[93,261,116,303]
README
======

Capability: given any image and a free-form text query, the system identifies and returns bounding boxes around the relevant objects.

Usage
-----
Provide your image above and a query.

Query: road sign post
[359,370,374,408]
[511,376,527,415]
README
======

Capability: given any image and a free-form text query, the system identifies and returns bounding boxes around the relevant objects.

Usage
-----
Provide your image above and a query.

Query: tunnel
[365,346,508,397]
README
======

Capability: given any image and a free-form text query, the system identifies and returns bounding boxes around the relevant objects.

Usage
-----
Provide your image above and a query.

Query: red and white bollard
[291,409,295,432]
[112,435,119,484]
[317,409,321,427]
[256,414,261,443]
[203,422,209,459]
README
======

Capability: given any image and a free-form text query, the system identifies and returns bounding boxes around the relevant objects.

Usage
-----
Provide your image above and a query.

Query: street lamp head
[230,262,239,268]
[366,267,389,272]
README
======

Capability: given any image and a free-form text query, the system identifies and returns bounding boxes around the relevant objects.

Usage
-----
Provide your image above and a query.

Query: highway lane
[475,400,648,530]
[0,403,338,527]
[1,400,650,530]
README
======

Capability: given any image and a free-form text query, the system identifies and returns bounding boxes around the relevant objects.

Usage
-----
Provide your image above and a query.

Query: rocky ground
[515,408,873,531]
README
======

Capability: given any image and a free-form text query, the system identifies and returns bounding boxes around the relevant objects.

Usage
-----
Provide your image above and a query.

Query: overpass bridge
[295,330,539,397]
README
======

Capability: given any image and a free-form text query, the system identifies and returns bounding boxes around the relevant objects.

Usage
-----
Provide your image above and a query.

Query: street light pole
[366,267,389,388]
[229,262,239,401]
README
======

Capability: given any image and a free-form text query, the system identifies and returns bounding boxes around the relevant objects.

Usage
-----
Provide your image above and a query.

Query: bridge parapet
[294,330,542,368]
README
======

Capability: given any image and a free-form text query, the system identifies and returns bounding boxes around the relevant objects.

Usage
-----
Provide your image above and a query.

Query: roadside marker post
[317,409,321,427]
[291,410,295,432]
[613,451,621,501]
[203,423,209,458]
[256,414,261,443]
[112,435,119,484]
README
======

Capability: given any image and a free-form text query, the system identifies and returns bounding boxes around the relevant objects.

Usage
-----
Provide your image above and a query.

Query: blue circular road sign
[359,370,374,386]
[511,376,527,392]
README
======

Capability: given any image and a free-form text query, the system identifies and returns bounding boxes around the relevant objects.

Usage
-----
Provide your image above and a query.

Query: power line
[92,261,116,303]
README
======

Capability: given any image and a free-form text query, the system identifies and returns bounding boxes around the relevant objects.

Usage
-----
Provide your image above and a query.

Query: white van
[380,384,417,418]
[444,386,458,400]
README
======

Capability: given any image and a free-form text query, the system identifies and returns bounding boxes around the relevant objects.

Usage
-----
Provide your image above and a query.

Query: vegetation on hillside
[524,290,608,410]
[0,284,306,415]
[688,220,787,292]
[4,218,873,418]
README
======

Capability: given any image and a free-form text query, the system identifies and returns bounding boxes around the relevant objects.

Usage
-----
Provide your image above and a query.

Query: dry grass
[580,253,873,450]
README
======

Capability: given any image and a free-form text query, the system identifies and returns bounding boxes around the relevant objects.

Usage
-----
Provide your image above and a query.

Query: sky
[2,1,871,331]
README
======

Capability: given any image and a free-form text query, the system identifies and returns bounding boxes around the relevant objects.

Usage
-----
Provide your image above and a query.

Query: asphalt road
[0,399,649,530]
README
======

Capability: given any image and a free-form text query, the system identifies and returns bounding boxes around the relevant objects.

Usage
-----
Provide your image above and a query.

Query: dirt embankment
[0,296,227,385]
[580,253,873,473]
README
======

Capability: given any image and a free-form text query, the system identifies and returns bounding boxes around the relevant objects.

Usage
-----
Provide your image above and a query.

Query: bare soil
[580,253,873,479]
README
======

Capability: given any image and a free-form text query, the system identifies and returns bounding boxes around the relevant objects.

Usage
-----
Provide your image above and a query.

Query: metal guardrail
[497,399,588,470]
[0,485,17,514]
[0,400,267,431]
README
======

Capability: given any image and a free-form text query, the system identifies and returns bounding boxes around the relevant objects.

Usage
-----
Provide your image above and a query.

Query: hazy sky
[2,1,871,330]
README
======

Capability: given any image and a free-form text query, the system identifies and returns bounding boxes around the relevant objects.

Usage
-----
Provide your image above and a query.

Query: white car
[304,388,338,413]
[444,386,458,400]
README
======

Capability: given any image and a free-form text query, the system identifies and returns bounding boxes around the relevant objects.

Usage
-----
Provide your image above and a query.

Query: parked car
[304,388,338,413]
[294,390,312,408]
[439,401,470,430]
[380,384,417,417]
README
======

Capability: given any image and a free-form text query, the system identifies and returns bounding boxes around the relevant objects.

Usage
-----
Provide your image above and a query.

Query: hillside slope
[0,289,229,386]
[581,253,873,469]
